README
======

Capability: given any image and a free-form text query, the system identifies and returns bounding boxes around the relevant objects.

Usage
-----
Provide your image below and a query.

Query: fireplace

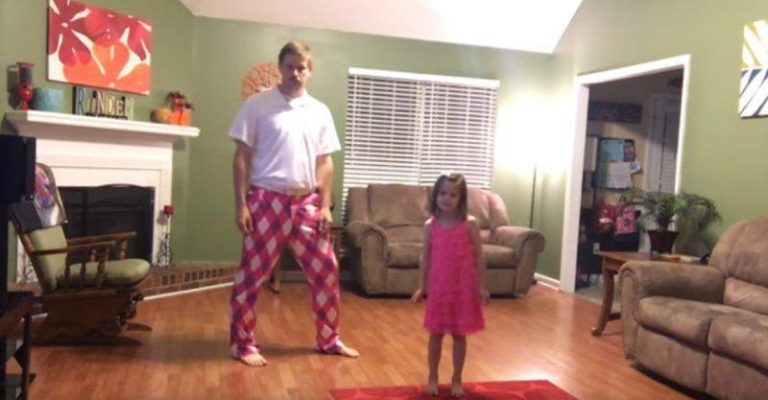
[59,185,155,262]
[8,110,199,280]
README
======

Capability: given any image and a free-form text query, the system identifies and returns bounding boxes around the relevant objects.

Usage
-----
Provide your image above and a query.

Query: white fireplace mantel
[6,110,199,271]
[6,110,199,142]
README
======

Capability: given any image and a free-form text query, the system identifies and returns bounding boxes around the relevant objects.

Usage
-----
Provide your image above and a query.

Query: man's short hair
[278,41,312,66]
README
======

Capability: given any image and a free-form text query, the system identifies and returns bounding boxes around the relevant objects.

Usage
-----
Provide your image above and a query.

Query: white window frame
[343,67,499,211]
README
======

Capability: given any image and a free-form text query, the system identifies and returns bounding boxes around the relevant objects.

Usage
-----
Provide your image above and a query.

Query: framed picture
[740,18,768,118]
[47,0,152,95]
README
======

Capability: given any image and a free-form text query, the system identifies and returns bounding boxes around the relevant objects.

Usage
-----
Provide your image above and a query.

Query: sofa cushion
[709,313,768,371]
[467,189,491,229]
[387,242,516,269]
[486,191,510,229]
[479,229,492,244]
[368,184,429,228]
[723,277,768,316]
[638,297,753,347]
[711,216,768,288]
[387,242,422,269]
[385,226,425,243]
[482,244,516,269]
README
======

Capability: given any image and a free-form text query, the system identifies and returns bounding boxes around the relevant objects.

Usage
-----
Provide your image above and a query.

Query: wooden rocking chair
[9,163,151,345]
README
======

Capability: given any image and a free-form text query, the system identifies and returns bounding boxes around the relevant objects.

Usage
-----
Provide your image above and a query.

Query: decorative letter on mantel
[740,19,768,118]
[47,0,152,95]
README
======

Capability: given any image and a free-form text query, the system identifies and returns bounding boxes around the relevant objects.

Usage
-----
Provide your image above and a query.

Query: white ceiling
[178,0,583,54]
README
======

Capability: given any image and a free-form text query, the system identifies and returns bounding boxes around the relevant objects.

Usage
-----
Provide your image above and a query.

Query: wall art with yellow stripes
[741,19,768,118]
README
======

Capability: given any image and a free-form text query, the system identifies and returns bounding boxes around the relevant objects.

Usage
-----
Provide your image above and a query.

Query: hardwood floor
[23,283,699,399]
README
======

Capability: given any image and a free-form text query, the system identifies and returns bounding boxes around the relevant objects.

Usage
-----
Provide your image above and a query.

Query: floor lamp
[528,163,538,229]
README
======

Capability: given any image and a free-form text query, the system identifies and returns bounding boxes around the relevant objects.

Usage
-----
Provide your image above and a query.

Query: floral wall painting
[740,18,768,118]
[241,62,281,99]
[47,0,152,95]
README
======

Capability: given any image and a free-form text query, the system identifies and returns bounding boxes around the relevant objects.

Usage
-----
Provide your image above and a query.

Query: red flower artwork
[82,8,152,61]
[63,43,150,94]
[125,16,153,61]
[47,0,152,95]
[82,6,130,47]
[47,0,90,66]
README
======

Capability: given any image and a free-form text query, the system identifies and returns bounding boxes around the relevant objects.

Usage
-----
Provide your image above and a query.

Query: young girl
[411,173,490,397]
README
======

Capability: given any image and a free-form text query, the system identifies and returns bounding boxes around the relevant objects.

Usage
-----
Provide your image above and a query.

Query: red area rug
[330,380,578,399]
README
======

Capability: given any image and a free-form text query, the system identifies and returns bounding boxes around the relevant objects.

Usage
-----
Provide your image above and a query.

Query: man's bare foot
[319,341,360,358]
[335,342,360,358]
[236,352,267,367]
[451,381,464,397]
[425,380,438,396]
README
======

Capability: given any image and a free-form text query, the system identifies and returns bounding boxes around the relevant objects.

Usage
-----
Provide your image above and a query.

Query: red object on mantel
[163,205,174,216]
[17,62,35,110]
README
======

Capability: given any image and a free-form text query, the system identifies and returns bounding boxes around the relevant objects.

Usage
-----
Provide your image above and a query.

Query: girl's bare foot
[451,380,464,397]
[236,352,267,367]
[425,380,438,396]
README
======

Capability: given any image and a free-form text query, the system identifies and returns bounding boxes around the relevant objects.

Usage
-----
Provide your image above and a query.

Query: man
[229,41,359,367]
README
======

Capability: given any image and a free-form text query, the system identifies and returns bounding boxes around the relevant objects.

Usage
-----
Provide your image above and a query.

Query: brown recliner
[344,184,545,296]
[620,216,768,400]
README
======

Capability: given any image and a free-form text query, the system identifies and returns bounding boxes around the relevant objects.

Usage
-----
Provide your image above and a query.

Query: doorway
[559,55,691,294]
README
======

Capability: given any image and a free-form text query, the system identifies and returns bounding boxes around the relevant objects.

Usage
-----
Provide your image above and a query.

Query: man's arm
[233,141,253,234]
[315,154,334,233]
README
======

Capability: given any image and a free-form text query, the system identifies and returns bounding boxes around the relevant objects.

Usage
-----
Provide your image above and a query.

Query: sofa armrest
[345,221,389,294]
[492,226,545,253]
[491,226,545,296]
[346,221,387,248]
[619,261,724,359]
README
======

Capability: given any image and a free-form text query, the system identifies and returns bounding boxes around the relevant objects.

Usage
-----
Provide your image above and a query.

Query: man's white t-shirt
[228,88,341,191]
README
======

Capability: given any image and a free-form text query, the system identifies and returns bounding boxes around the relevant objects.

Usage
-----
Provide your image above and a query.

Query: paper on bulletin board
[595,161,633,189]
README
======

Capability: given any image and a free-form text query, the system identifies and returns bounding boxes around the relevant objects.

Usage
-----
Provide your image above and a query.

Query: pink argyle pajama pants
[230,186,342,358]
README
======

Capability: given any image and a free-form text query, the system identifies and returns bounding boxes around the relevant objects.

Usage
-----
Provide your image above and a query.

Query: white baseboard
[534,273,560,291]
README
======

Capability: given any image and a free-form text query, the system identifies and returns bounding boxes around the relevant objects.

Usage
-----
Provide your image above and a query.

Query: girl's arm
[411,219,432,302]
[468,217,490,303]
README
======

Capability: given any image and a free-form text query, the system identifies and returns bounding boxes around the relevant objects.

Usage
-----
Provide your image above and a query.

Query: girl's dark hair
[429,173,468,217]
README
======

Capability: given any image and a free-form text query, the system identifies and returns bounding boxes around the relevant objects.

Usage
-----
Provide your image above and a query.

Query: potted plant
[620,189,721,254]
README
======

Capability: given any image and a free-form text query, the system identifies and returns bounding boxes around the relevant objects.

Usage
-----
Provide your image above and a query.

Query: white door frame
[558,55,691,293]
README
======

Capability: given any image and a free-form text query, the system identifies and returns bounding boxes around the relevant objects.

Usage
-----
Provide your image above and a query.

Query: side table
[591,252,656,336]
[590,251,702,336]
[269,226,344,293]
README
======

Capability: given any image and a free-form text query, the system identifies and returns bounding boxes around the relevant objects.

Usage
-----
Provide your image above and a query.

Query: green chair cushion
[28,226,68,291]
[58,258,151,289]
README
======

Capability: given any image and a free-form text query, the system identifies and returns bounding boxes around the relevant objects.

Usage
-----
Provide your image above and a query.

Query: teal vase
[32,88,64,112]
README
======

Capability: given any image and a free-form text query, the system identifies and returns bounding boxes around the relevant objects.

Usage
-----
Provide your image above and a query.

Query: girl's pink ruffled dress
[424,219,485,335]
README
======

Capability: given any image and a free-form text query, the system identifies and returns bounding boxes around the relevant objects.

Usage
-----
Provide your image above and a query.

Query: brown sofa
[344,184,545,296]
[619,216,768,400]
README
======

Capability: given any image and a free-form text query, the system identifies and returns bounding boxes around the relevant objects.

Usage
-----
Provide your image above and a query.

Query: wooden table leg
[591,260,619,336]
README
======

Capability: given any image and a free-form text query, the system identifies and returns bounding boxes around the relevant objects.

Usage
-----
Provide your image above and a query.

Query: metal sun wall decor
[241,62,281,99]
[740,18,768,118]
[47,0,152,95]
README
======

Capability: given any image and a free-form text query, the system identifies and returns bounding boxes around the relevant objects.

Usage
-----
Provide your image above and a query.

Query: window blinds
[342,68,499,209]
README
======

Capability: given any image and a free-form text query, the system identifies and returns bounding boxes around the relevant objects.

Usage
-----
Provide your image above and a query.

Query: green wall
[13,0,766,284]
[0,0,196,122]
[1,0,561,277]
[179,18,557,273]
[532,0,768,281]
[1,0,196,280]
